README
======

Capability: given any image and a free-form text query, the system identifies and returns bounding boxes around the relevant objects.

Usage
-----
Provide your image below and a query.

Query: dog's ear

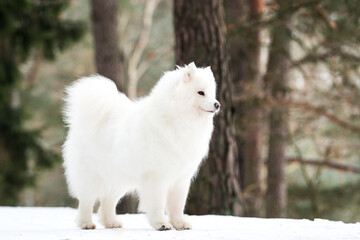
[184,62,196,82]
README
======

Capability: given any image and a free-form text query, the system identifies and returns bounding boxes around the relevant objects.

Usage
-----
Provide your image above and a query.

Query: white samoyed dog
[62,62,220,231]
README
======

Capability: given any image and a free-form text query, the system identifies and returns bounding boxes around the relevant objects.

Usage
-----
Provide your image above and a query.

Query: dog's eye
[198,91,205,96]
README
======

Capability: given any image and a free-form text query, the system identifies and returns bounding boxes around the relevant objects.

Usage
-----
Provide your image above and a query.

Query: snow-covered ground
[0,207,359,240]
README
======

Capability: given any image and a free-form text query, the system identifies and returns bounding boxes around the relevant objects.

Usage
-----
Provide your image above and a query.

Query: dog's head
[175,62,220,116]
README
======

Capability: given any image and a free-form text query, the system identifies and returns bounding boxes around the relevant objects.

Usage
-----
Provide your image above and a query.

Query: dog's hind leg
[77,196,97,229]
[99,192,125,228]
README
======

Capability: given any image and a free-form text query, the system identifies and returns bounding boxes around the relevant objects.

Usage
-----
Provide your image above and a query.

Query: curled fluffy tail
[63,75,125,130]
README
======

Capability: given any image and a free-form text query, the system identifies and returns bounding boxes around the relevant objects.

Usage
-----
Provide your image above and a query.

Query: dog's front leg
[140,175,173,231]
[167,178,192,230]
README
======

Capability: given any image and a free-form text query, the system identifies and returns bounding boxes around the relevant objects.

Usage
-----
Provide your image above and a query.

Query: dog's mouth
[200,108,217,114]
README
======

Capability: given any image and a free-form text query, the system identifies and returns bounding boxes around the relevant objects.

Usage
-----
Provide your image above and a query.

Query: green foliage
[0,0,85,60]
[294,0,360,56]
[227,0,360,220]
[0,0,85,205]
[288,180,360,223]
[287,0,360,222]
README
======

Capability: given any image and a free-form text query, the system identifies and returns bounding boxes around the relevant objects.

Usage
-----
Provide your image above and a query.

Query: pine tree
[174,0,242,215]
[225,0,265,217]
[0,0,84,205]
[91,0,123,91]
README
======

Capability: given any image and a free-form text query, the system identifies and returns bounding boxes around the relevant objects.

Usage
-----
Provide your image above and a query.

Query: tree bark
[242,0,265,217]
[91,0,136,213]
[223,0,248,199]
[174,0,242,215]
[225,0,264,217]
[265,0,292,218]
[91,0,123,90]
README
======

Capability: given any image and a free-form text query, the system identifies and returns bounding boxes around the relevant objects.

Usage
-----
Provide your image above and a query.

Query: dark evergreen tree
[225,0,265,217]
[224,0,360,219]
[0,0,84,205]
[174,0,242,215]
[90,0,136,214]
[91,0,123,91]
[265,0,292,217]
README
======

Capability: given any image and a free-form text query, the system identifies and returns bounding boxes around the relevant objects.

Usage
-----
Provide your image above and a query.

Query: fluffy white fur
[62,62,220,231]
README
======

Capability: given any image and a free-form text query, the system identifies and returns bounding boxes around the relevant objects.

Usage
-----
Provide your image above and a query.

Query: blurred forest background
[1,0,360,223]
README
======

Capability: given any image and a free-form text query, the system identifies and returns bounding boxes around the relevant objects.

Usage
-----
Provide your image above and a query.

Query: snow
[0,207,359,240]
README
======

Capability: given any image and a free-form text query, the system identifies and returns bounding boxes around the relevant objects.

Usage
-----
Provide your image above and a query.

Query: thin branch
[286,157,360,174]
[291,52,334,67]
[127,0,161,99]
[314,4,336,29]
[264,157,360,174]
[291,50,360,67]
[137,61,149,81]
[26,50,43,90]
[289,101,360,136]
[232,92,360,136]
[234,0,321,31]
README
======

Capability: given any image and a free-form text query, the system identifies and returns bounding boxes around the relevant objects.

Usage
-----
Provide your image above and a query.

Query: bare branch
[292,50,360,67]
[286,157,360,174]
[233,0,321,31]
[289,101,360,136]
[137,61,149,82]
[264,157,360,174]
[232,92,360,136]
[26,50,43,90]
[127,0,161,99]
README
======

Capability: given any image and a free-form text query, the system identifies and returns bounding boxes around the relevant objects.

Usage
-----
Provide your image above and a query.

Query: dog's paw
[79,221,96,230]
[103,219,123,229]
[153,221,173,231]
[171,220,192,230]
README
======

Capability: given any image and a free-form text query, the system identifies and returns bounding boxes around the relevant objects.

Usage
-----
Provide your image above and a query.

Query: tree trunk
[223,0,247,204]
[91,0,136,213]
[174,0,242,215]
[241,0,265,217]
[91,0,123,90]
[225,0,264,217]
[265,0,291,218]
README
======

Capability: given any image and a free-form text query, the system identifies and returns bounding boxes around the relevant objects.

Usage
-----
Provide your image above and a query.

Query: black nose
[214,102,220,110]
